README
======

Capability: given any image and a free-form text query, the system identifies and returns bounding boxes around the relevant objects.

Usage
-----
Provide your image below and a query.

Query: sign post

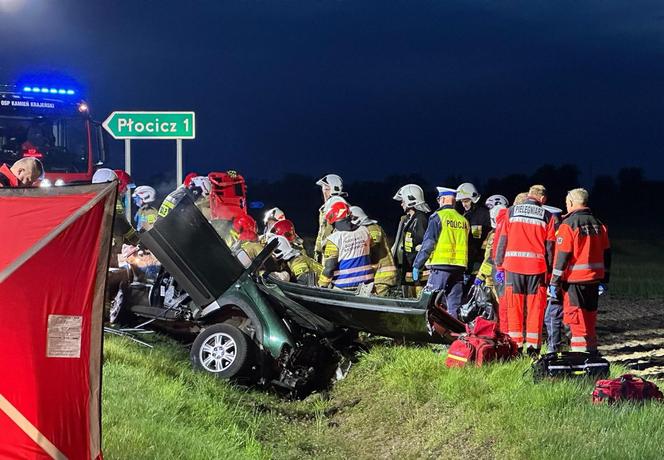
[102,111,196,221]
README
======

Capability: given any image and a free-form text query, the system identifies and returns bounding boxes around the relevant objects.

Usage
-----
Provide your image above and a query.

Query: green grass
[610,239,664,298]
[103,335,664,460]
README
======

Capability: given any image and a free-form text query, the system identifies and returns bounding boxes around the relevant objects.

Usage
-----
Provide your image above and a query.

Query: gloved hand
[473,277,483,286]
[412,267,419,281]
[548,284,559,299]
[494,270,505,285]
[598,283,607,296]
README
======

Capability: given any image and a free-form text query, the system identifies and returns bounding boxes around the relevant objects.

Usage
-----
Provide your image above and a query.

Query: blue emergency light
[22,86,75,95]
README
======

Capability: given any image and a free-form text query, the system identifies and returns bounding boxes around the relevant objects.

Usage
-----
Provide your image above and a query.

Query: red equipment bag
[208,170,247,221]
[445,317,519,367]
[592,374,664,404]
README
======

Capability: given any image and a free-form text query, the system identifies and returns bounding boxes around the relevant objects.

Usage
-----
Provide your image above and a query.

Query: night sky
[1,0,663,187]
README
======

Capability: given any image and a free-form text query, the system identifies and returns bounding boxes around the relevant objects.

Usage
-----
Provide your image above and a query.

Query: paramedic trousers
[505,272,547,349]
[562,282,599,352]
[426,267,464,318]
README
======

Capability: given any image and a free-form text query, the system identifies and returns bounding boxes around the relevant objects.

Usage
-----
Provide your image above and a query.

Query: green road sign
[102,111,195,139]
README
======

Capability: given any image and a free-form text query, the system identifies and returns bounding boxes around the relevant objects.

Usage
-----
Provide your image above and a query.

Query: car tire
[109,285,131,325]
[190,323,253,380]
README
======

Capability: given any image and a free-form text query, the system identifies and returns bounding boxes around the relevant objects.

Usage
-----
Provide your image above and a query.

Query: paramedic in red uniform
[0,157,43,187]
[495,185,556,356]
[549,188,610,353]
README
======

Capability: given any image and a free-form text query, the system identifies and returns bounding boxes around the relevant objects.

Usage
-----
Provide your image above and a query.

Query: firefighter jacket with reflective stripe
[462,204,492,271]
[413,205,469,270]
[314,201,334,258]
[240,240,264,260]
[157,186,188,220]
[366,223,397,287]
[478,230,496,286]
[0,164,19,187]
[551,208,611,285]
[320,225,374,289]
[495,198,556,275]
[135,205,158,232]
[287,254,322,286]
[400,210,429,268]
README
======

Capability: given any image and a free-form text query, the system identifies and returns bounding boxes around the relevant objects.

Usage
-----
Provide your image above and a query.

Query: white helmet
[316,174,346,196]
[268,235,299,261]
[393,184,430,212]
[543,205,563,217]
[489,205,506,228]
[350,205,377,227]
[133,185,156,204]
[189,176,211,197]
[485,194,509,209]
[323,195,348,213]
[263,207,286,226]
[92,168,117,184]
[456,182,481,203]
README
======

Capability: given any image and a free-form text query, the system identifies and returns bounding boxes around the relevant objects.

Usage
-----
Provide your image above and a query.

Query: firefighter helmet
[133,185,157,204]
[325,201,351,225]
[183,172,199,188]
[316,174,346,196]
[489,205,506,228]
[270,219,296,242]
[233,214,258,241]
[113,170,135,195]
[188,176,211,198]
[456,182,481,203]
[322,195,348,213]
[92,168,117,184]
[393,184,430,211]
[485,194,509,209]
[263,207,286,226]
[350,206,377,226]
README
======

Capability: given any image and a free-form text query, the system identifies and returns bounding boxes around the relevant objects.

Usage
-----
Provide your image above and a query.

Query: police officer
[549,188,611,353]
[392,184,431,297]
[269,235,322,286]
[412,187,469,318]
[314,174,347,262]
[132,186,158,232]
[350,205,398,296]
[456,182,491,289]
[319,201,374,290]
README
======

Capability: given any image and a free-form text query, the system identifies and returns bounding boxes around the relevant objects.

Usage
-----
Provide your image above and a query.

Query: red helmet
[270,219,296,242]
[325,201,351,225]
[233,214,258,241]
[183,172,199,188]
[113,170,135,194]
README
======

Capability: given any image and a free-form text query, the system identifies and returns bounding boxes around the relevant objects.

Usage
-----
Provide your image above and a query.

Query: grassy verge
[103,335,664,460]
[610,239,664,299]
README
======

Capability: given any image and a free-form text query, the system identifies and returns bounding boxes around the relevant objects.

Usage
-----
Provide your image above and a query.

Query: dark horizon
[2,0,664,185]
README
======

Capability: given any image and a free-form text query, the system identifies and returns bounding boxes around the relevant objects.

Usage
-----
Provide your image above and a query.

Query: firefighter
[412,187,469,318]
[495,185,556,356]
[314,174,347,262]
[157,176,211,221]
[476,204,507,302]
[549,188,611,353]
[350,205,398,296]
[268,235,322,286]
[0,157,43,187]
[132,185,158,232]
[392,184,431,297]
[456,182,492,289]
[230,214,264,260]
[485,194,509,210]
[319,201,374,290]
[485,196,511,332]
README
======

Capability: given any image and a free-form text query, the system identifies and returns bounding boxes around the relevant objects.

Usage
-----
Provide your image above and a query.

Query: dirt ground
[597,296,664,379]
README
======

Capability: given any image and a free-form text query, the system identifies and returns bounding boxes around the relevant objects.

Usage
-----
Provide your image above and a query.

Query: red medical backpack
[592,374,664,404]
[445,317,519,367]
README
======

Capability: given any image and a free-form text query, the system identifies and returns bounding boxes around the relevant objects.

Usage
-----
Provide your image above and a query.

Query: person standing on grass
[549,188,611,354]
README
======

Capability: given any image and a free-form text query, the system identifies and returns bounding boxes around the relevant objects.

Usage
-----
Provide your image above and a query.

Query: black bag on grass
[458,285,496,324]
[532,351,610,382]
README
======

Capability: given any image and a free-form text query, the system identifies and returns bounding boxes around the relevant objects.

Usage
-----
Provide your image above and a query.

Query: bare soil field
[598,296,664,379]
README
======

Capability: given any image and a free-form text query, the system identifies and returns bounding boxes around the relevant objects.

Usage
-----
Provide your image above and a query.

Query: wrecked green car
[115,196,463,393]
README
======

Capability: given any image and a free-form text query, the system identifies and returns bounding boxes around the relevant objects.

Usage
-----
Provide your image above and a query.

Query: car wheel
[190,323,252,380]
[109,286,129,324]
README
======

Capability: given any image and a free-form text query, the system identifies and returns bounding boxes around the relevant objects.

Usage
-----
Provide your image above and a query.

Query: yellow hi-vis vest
[426,208,469,268]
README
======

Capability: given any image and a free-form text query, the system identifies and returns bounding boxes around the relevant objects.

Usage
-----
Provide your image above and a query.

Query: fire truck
[0,81,106,185]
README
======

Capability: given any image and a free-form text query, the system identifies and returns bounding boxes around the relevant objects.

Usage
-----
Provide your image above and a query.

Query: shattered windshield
[0,115,89,173]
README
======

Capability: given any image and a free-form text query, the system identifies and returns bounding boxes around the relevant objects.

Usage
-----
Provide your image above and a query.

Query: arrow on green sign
[102,111,195,139]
